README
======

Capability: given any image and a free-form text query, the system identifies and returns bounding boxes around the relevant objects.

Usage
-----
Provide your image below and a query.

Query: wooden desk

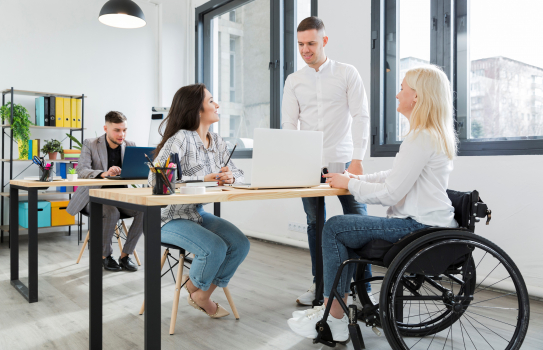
[88,185,349,350]
[8,179,148,303]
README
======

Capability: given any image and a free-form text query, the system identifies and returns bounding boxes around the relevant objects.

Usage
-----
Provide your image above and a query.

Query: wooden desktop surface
[89,185,350,206]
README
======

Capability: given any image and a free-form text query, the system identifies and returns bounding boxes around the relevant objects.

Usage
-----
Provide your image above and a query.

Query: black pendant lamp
[99,0,146,29]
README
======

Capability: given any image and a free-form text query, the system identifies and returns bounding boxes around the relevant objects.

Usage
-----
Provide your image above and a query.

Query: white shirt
[347,130,458,228]
[281,58,370,165]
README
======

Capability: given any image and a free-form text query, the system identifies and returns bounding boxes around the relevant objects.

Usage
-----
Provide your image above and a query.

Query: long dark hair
[154,84,206,157]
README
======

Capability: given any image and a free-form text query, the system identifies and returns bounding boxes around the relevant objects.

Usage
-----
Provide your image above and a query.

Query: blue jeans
[161,205,250,291]
[322,215,430,298]
[301,162,371,291]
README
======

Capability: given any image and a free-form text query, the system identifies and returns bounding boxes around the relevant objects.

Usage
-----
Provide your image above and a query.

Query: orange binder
[55,97,64,127]
[70,99,77,127]
[63,98,70,127]
[76,99,82,128]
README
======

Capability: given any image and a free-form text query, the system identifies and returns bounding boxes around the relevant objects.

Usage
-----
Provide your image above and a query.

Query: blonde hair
[404,65,458,160]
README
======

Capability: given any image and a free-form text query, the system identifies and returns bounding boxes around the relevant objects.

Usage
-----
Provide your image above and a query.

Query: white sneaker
[296,283,316,306]
[292,305,319,319]
[287,305,350,341]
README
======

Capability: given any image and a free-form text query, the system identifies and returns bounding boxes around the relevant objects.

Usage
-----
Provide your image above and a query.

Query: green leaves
[0,102,33,144]
[67,167,77,174]
[41,139,64,154]
[65,133,83,150]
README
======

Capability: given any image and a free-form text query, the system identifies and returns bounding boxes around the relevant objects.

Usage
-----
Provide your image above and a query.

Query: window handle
[268,60,279,70]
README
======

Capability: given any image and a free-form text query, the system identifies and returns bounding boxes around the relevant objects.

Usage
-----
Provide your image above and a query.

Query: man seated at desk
[66,111,143,272]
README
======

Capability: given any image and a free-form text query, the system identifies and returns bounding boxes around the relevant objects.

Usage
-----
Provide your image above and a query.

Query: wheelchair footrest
[313,320,336,347]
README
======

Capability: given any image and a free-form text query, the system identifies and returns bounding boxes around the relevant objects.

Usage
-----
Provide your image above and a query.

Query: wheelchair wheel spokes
[381,235,529,350]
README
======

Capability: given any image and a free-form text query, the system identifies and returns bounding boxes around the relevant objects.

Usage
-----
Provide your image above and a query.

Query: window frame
[195,0,317,158]
[370,0,543,157]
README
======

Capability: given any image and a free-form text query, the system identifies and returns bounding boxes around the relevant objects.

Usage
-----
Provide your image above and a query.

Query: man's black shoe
[103,255,122,271]
[119,255,138,271]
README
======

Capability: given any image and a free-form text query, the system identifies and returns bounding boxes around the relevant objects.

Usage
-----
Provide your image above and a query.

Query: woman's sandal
[182,275,230,319]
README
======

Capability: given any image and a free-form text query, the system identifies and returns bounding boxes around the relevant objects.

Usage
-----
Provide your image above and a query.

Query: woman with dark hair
[149,84,249,318]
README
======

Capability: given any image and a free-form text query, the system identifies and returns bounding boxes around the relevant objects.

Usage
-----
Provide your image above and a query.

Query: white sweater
[348,131,458,228]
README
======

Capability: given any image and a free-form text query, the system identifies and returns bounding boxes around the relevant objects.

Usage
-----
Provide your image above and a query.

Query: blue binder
[56,163,67,192]
[35,97,44,126]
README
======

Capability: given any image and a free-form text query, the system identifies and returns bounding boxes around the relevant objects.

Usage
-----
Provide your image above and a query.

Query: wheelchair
[314,190,530,350]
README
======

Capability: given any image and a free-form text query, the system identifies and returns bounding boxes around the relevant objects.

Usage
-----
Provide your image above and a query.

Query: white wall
[0,0,189,231]
[214,0,543,297]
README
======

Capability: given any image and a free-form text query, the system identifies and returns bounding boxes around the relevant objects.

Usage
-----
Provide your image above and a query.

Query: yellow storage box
[49,200,75,226]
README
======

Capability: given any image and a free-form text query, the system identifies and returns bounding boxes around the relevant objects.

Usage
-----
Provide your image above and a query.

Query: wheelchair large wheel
[380,231,530,350]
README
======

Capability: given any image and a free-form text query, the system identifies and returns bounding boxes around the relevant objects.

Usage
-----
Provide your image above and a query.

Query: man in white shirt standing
[282,16,372,305]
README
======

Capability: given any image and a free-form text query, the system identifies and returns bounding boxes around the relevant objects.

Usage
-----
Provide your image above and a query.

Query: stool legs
[223,287,240,320]
[169,252,186,335]
[76,230,90,264]
[140,248,169,315]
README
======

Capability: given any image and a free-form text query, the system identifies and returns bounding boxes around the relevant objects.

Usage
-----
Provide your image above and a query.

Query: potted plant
[67,167,78,181]
[41,139,64,160]
[0,102,33,159]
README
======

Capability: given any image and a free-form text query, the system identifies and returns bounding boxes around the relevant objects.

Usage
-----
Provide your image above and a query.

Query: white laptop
[233,128,323,189]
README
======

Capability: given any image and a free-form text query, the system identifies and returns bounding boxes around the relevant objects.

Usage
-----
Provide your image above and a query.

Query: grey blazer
[66,134,136,216]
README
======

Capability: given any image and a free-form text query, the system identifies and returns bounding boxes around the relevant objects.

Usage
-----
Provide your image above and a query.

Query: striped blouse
[148,130,244,226]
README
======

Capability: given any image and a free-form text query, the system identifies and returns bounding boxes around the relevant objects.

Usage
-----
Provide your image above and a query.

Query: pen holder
[39,168,53,182]
[152,167,176,195]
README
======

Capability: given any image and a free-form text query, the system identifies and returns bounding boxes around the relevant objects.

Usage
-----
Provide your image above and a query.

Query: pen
[223,144,237,168]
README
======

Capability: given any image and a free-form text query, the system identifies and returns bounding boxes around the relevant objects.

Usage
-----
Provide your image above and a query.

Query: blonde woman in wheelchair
[288,65,459,341]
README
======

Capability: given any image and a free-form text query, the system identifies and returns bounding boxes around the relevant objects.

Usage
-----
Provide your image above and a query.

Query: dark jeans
[322,215,429,298]
[301,162,372,292]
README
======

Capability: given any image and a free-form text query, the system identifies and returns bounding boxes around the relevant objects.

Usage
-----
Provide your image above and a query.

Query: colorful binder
[35,97,44,126]
[70,99,77,127]
[49,97,56,127]
[28,140,33,160]
[44,97,50,126]
[76,99,82,128]
[56,163,67,192]
[32,140,38,157]
[35,139,41,157]
[55,97,64,127]
[63,98,70,127]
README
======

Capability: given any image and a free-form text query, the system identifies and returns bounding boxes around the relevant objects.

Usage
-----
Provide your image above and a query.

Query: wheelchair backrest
[446,189,491,232]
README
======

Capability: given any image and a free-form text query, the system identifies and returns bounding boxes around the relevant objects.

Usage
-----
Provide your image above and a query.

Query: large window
[372,0,543,156]
[196,0,316,158]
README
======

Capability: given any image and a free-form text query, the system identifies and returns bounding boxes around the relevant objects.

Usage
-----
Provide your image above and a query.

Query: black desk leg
[214,202,221,217]
[10,186,19,288]
[28,188,38,302]
[10,187,39,303]
[144,206,162,350]
[313,196,325,306]
[90,201,103,350]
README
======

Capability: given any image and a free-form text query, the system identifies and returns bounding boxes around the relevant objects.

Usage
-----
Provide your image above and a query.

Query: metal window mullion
[370,0,387,156]
[270,0,284,130]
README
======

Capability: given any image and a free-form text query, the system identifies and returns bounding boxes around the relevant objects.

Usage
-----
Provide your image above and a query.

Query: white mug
[321,162,346,175]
